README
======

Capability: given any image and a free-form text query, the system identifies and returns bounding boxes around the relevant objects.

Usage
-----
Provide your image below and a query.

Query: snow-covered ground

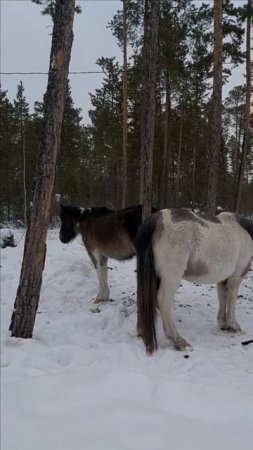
[1,229,253,450]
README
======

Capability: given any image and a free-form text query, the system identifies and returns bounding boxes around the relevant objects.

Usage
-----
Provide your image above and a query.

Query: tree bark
[139,0,160,220]
[192,144,196,211]
[207,0,223,217]
[10,0,75,338]
[234,110,243,188]
[121,0,128,208]
[159,71,171,208]
[175,109,183,207]
[21,117,27,226]
[234,0,252,212]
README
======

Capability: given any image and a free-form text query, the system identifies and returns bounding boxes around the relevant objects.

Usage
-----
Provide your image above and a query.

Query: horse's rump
[136,208,253,353]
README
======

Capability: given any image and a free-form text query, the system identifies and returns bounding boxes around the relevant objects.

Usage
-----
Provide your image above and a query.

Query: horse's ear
[80,208,91,221]
[59,204,69,217]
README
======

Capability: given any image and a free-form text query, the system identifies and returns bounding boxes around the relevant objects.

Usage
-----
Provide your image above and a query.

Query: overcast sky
[1,0,122,123]
[0,0,246,124]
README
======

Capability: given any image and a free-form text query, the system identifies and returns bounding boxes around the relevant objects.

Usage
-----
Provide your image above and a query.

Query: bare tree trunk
[21,119,27,227]
[175,109,183,207]
[121,0,128,208]
[192,144,196,211]
[234,108,239,174]
[139,0,160,220]
[234,0,252,212]
[234,111,243,188]
[139,0,149,205]
[207,0,223,217]
[10,0,75,338]
[159,71,171,208]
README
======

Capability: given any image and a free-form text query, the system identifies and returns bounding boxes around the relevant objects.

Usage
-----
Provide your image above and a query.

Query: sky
[0,0,247,124]
[0,0,122,123]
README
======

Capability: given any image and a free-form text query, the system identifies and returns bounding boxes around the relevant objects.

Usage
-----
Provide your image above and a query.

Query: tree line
[1,0,252,225]
[6,0,252,339]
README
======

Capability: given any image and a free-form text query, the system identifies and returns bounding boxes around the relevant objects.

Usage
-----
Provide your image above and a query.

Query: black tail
[135,213,160,354]
[235,214,253,240]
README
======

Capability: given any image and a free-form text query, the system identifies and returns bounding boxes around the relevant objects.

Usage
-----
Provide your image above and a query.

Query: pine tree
[234,0,252,212]
[13,82,30,223]
[31,0,81,20]
[0,87,16,221]
[10,0,75,338]
[207,0,223,216]
[139,0,160,220]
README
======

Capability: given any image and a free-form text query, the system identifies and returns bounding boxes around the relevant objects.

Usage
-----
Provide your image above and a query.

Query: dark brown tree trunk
[192,144,196,211]
[234,110,243,181]
[234,0,252,212]
[21,120,27,226]
[207,0,223,217]
[121,0,128,208]
[159,71,171,208]
[175,109,183,207]
[139,0,160,220]
[10,0,75,338]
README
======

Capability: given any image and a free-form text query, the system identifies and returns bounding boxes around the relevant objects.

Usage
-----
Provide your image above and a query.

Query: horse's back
[82,205,143,261]
[152,209,252,284]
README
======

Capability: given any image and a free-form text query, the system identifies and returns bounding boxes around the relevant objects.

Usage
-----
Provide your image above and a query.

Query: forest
[0,0,252,225]
[2,3,253,446]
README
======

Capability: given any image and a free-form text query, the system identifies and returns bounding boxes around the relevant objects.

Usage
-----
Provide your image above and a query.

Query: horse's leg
[217,277,242,332]
[84,244,110,303]
[217,282,227,327]
[157,276,190,350]
[93,253,110,303]
[224,277,242,331]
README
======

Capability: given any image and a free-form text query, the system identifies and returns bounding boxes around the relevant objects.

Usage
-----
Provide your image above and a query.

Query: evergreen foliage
[1,0,252,223]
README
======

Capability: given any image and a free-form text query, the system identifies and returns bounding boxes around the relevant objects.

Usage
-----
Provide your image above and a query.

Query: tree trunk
[234,110,243,189]
[10,0,75,338]
[159,71,171,208]
[233,107,239,174]
[121,0,128,208]
[192,144,196,211]
[175,109,183,207]
[207,0,223,217]
[234,0,252,212]
[139,0,160,220]
[21,119,27,226]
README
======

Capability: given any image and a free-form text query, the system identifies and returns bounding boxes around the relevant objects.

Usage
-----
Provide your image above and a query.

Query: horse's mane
[89,207,114,217]
[235,214,253,240]
[89,205,143,219]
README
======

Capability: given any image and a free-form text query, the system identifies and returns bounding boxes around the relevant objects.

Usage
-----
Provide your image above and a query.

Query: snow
[1,229,253,450]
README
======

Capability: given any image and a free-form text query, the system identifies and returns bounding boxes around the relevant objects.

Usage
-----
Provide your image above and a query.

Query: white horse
[136,209,253,353]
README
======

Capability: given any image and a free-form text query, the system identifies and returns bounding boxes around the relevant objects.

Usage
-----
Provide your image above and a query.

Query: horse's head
[59,204,89,243]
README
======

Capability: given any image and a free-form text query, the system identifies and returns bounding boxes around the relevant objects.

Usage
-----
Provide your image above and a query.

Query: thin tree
[10,0,75,338]
[159,70,171,209]
[175,108,183,207]
[207,0,223,216]
[14,81,29,224]
[234,0,252,212]
[121,0,128,208]
[139,0,160,220]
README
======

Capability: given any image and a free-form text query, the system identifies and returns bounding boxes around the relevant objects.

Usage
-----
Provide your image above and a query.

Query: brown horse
[59,204,156,303]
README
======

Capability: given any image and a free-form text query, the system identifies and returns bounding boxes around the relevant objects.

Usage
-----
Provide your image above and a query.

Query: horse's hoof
[174,337,190,351]
[94,298,109,304]
[220,322,242,332]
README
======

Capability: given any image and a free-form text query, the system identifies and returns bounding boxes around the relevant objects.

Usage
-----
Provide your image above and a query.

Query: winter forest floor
[1,229,253,450]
